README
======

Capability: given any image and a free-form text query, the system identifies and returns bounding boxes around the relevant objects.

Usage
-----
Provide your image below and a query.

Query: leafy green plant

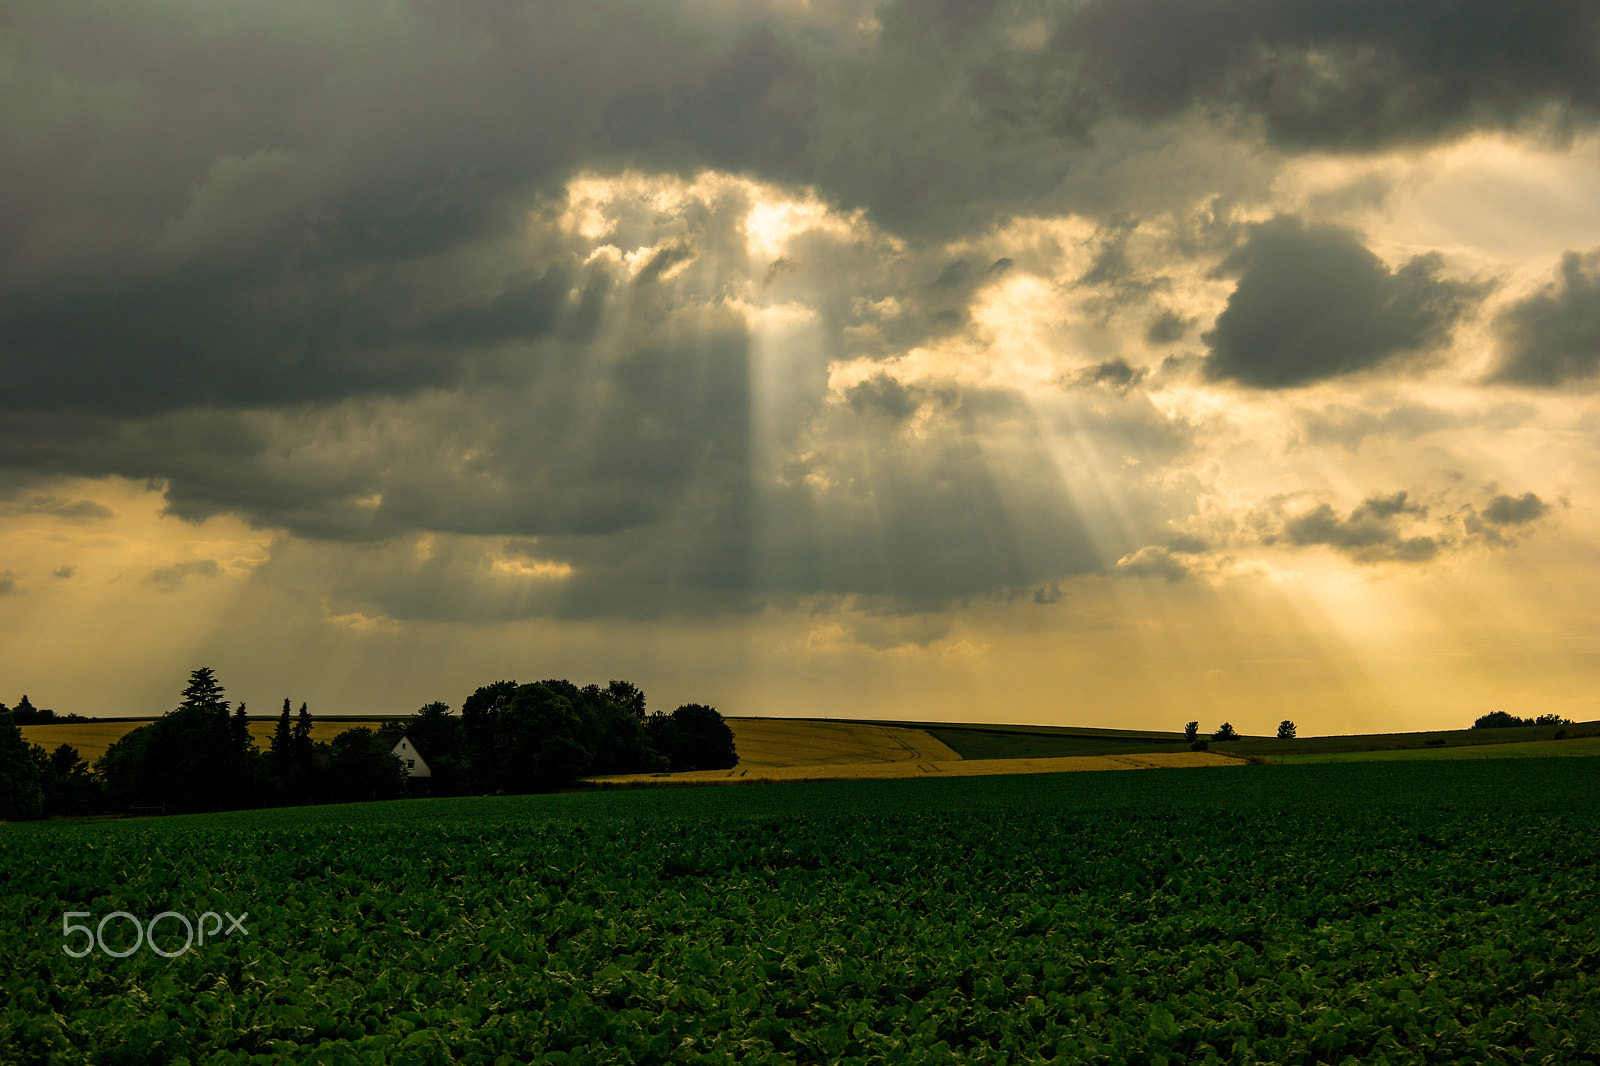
[3,759,1597,1064]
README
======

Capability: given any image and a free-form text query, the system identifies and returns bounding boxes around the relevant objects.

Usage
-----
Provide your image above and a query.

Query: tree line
[0,668,736,820]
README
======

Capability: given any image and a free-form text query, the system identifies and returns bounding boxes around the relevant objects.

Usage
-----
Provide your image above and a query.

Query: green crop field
[1272,736,1600,765]
[4,759,1598,1064]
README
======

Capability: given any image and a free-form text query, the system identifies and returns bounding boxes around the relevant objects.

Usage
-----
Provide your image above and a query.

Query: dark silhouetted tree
[95,667,259,812]
[583,683,659,775]
[0,704,44,820]
[649,704,737,772]
[10,695,51,725]
[406,701,465,791]
[1277,720,1297,739]
[328,728,407,802]
[30,743,99,816]
[270,699,294,776]
[500,680,595,791]
[293,702,313,760]
[1212,722,1239,741]
[605,680,647,721]
[461,680,519,788]
[1183,721,1199,743]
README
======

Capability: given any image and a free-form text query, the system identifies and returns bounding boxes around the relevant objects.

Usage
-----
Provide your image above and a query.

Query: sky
[3,0,1600,736]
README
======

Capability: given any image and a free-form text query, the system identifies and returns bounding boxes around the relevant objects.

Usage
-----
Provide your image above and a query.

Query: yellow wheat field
[593,718,1241,784]
[19,719,392,765]
[717,718,963,768]
[22,714,1243,782]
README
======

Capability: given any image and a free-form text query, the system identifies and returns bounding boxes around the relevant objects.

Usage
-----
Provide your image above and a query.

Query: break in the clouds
[2,0,1598,731]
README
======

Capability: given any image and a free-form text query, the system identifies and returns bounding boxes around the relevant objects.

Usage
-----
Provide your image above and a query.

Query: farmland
[5,758,1598,1064]
[19,719,393,767]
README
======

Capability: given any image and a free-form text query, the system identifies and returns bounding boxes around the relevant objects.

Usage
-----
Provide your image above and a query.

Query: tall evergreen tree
[232,702,251,750]
[180,667,229,717]
[270,698,294,772]
[293,702,313,759]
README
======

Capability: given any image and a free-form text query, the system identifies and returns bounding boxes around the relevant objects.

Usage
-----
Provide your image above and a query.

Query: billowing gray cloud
[983,0,1600,149]
[1492,249,1600,386]
[1203,217,1483,388]
[1463,492,1554,546]
[0,0,1580,634]
[1481,492,1550,526]
[1277,491,1442,563]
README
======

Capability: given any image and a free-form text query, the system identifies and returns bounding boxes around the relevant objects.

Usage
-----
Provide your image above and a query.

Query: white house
[378,730,431,778]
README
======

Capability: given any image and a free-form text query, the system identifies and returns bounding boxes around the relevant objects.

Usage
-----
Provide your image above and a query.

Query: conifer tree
[270,698,294,773]
[293,702,313,760]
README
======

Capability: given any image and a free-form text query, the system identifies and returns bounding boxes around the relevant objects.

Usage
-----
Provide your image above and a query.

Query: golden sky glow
[3,2,1599,735]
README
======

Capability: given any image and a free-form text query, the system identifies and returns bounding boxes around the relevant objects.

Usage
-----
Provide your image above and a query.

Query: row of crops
[3,759,1598,1064]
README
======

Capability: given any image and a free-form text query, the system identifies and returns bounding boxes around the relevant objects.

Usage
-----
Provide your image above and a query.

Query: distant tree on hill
[1212,722,1239,741]
[1277,720,1297,739]
[1183,721,1199,743]
[1473,711,1572,729]
[10,696,48,724]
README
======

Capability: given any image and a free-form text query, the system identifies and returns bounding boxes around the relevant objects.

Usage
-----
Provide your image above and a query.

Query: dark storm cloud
[601,26,817,177]
[1463,491,1553,546]
[1481,492,1550,526]
[990,0,1600,149]
[0,1,768,418]
[1277,491,1442,563]
[1232,487,1556,565]
[1203,217,1484,388]
[1491,249,1600,386]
